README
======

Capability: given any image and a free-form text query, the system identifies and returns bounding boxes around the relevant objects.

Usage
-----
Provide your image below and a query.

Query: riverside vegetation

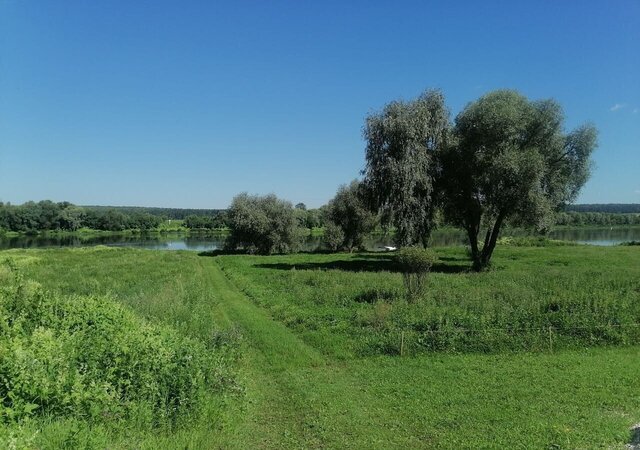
[0,249,241,449]
[1,244,639,448]
[2,89,639,448]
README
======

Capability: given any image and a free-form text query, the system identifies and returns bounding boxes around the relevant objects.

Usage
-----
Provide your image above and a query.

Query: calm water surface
[2,227,639,251]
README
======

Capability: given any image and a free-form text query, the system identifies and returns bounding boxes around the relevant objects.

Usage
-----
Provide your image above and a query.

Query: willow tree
[225,193,301,254]
[440,90,597,270]
[325,180,376,252]
[362,90,450,247]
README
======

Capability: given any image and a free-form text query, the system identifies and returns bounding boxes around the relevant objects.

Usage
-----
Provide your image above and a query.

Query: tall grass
[217,245,640,356]
[0,252,240,448]
[2,247,639,448]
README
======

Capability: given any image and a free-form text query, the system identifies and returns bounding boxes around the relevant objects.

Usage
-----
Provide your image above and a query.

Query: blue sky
[1,0,638,208]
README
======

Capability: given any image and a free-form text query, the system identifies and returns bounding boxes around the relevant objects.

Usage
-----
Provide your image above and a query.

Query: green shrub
[395,247,437,301]
[225,193,301,254]
[323,222,345,251]
[496,236,576,247]
[0,268,229,427]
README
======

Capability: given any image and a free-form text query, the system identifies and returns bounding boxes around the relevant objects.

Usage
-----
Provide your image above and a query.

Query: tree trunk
[420,230,432,248]
[475,212,505,271]
[465,224,481,270]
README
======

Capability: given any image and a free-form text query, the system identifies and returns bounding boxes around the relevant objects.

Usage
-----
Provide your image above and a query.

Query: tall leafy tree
[226,193,301,254]
[440,90,597,270]
[362,89,450,247]
[58,206,87,231]
[325,180,376,252]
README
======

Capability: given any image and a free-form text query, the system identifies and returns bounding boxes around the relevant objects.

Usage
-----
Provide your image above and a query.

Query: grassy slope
[3,247,640,448]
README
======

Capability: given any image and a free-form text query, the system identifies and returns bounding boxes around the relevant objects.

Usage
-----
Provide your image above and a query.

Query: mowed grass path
[4,247,640,448]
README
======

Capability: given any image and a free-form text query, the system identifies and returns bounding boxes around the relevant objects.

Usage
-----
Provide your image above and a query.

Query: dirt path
[204,258,329,448]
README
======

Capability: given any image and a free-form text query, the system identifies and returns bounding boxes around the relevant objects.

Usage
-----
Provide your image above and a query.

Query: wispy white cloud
[610,103,626,112]
[633,108,639,114]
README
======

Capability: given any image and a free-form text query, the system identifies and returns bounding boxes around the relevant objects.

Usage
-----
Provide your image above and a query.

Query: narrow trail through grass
[208,257,449,448]
[206,259,329,448]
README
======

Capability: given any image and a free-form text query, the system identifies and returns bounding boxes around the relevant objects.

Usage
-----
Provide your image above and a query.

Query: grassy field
[217,244,640,357]
[1,246,639,448]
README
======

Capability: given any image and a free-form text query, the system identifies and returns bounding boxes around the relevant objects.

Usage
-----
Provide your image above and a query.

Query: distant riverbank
[3,225,640,251]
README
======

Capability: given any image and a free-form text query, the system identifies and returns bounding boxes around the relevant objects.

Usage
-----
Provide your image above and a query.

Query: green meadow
[1,245,639,448]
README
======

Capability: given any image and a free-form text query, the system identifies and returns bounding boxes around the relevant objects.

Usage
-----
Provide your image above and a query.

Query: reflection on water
[1,227,639,251]
[548,227,640,246]
[0,233,230,251]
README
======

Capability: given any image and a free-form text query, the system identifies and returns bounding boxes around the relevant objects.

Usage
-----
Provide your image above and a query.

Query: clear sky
[1,0,638,209]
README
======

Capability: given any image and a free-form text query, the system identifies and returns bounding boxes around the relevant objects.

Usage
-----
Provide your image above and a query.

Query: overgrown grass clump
[218,246,640,357]
[395,247,436,301]
[0,265,228,429]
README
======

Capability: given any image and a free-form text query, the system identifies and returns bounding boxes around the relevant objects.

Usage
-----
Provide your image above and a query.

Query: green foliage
[361,89,597,269]
[441,90,597,270]
[496,236,577,247]
[363,90,449,246]
[323,221,345,251]
[325,180,376,251]
[0,266,226,428]
[3,248,639,448]
[395,246,437,273]
[226,193,302,254]
[0,201,163,233]
[184,212,229,230]
[555,211,640,226]
[566,203,640,213]
[83,205,224,220]
[395,247,437,301]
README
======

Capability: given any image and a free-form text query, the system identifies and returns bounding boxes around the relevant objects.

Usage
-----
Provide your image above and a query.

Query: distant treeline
[556,211,640,226]
[82,205,223,219]
[2,200,640,234]
[0,201,163,233]
[84,203,640,219]
[564,204,640,213]
[183,213,230,230]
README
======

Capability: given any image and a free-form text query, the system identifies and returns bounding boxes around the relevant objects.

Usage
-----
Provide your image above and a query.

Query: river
[1,226,639,251]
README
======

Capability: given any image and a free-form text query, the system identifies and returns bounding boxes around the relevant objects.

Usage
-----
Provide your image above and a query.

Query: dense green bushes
[0,265,229,427]
[183,213,229,230]
[225,193,302,254]
[496,236,577,247]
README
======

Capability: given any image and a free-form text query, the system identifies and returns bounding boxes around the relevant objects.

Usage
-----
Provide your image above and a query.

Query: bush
[226,193,301,254]
[497,236,576,247]
[323,222,345,251]
[0,267,229,427]
[325,181,376,251]
[395,247,437,301]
